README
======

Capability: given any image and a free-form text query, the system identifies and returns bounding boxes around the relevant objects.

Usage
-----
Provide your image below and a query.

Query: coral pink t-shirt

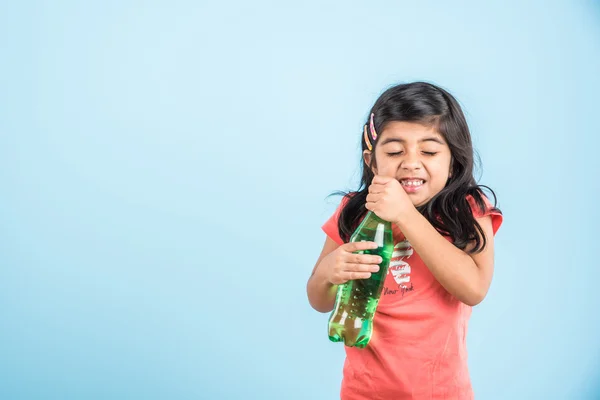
[321,195,502,400]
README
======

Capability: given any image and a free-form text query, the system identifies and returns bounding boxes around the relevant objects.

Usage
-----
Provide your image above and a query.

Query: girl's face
[364,121,453,207]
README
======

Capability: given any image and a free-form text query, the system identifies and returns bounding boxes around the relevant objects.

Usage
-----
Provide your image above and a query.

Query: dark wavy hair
[335,82,501,254]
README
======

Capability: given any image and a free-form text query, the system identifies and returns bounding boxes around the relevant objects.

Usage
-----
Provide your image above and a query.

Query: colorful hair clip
[369,112,377,141]
[363,125,373,151]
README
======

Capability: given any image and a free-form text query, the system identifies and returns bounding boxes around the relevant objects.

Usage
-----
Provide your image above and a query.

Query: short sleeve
[321,196,351,246]
[466,194,503,236]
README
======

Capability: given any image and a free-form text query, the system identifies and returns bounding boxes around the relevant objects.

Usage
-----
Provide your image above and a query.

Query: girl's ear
[363,150,377,174]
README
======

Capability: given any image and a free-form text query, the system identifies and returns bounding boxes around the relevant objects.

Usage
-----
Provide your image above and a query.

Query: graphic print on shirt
[383,239,415,297]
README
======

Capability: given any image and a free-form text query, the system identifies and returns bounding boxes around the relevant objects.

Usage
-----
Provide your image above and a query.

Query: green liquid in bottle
[327,212,393,348]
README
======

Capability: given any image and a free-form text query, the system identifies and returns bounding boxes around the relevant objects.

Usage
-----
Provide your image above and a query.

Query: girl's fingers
[344,263,380,273]
[343,241,378,253]
[366,193,382,203]
[347,253,382,265]
[368,184,384,194]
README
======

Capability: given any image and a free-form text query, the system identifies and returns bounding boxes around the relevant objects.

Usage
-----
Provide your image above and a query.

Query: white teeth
[401,180,424,186]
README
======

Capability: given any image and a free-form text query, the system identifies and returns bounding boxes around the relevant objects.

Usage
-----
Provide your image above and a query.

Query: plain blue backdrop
[1,0,599,399]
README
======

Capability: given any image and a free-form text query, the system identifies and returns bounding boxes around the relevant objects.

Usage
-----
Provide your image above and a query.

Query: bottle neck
[365,210,389,224]
[363,211,390,246]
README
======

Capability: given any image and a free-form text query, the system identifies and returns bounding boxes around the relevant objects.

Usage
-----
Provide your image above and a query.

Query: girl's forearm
[395,209,485,306]
[307,264,338,313]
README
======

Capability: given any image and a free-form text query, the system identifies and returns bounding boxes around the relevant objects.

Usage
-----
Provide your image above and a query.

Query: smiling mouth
[400,179,425,187]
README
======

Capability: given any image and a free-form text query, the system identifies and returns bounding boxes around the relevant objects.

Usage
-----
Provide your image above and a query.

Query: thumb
[372,175,394,185]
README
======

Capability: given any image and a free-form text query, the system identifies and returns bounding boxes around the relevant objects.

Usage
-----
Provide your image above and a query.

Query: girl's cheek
[380,166,398,177]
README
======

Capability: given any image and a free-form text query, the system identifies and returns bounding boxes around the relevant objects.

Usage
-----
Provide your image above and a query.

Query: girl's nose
[401,152,422,170]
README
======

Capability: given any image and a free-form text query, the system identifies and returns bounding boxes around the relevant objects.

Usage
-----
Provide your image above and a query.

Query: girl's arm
[307,237,340,313]
[396,209,495,306]
[307,237,383,313]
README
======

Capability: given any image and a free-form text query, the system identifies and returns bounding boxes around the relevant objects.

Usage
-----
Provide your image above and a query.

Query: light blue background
[1,1,599,399]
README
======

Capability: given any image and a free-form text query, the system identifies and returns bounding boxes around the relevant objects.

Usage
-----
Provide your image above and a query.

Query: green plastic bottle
[327,211,394,348]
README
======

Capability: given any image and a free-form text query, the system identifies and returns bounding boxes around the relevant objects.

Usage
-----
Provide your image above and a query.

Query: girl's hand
[366,175,415,224]
[320,241,383,285]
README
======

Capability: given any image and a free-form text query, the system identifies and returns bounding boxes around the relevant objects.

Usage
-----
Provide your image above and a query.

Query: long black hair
[335,82,501,253]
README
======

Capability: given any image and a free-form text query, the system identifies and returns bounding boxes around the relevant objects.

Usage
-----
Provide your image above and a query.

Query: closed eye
[388,151,437,156]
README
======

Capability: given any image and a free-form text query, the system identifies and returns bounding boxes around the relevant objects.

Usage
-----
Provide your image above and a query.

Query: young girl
[307,82,503,399]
